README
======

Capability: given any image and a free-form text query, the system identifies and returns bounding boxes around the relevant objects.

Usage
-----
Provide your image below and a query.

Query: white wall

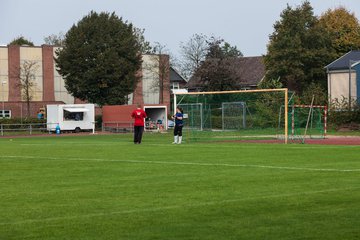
[0,48,9,101]
[328,70,357,102]
[53,47,74,104]
[142,54,160,104]
[19,47,43,101]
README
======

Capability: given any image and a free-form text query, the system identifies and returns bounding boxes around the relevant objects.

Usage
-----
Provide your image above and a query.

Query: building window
[0,110,11,119]
[171,82,180,89]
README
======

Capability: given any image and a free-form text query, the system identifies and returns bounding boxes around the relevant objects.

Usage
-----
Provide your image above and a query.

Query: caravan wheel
[74,127,81,133]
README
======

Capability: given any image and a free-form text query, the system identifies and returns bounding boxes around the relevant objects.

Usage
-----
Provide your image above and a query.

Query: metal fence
[0,123,50,136]
[102,121,133,133]
[0,122,98,136]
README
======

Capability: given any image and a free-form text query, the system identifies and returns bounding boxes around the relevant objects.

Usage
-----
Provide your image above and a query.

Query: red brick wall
[159,55,171,111]
[4,101,64,118]
[8,46,21,101]
[132,67,143,105]
[42,45,55,101]
[102,105,135,122]
[102,105,137,128]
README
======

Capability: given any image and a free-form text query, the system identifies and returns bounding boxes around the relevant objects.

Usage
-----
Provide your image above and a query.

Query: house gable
[170,67,187,89]
[326,51,360,103]
[325,50,360,71]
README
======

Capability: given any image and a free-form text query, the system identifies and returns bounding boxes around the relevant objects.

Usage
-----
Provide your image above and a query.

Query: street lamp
[1,80,7,119]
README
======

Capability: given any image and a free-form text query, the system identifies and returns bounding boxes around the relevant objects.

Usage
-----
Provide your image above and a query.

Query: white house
[325,50,360,104]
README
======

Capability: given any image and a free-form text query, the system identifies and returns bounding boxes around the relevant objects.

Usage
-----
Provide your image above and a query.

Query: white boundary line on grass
[0,186,358,226]
[18,142,360,150]
[1,155,360,172]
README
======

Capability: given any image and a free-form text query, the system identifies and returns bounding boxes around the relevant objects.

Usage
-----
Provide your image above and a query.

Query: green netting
[289,106,326,143]
[175,90,289,143]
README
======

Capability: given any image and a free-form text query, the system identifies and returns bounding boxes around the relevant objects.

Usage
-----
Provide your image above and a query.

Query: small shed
[325,50,360,104]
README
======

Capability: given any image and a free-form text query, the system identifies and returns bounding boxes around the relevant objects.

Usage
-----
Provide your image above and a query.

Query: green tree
[318,7,360,56]
[195,58,240,91]
[55,11,142,106]
[178,34,243,81]
[194,37,243,91]
[258,77,283,89]
[9,36,34,46]
[133,27,152,54]
[206,37,243,59]
[301,82,327,105]
[264,1,333,93]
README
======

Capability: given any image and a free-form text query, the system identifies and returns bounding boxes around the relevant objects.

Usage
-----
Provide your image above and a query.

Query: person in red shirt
[131,105,147,144]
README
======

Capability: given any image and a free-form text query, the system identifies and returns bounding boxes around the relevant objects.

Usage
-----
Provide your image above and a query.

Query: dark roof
[170,67,187,83]
[235,56,265,86]
[325,50,360,71]
[186,56,265,90]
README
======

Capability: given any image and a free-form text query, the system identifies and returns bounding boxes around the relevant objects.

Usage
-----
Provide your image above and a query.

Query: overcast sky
[1,0,360,57]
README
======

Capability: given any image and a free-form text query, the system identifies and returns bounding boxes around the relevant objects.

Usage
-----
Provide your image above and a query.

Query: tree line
[7,1,360,108]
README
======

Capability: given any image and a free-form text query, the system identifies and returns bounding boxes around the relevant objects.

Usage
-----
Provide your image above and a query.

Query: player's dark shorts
[174,124,183,136]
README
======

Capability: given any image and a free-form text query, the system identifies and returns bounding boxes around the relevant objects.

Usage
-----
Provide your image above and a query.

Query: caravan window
[64,110,84,121]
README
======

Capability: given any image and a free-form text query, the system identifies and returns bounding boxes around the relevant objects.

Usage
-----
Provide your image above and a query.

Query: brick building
[0,45,171,118]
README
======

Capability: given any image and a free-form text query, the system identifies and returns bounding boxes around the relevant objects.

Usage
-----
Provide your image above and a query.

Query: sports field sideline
[0,133,359,239]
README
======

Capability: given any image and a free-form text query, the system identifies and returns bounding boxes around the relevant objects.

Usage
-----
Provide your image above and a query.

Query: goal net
[222,102,246,130]
[174,89,289,143]
[289,105,327,142]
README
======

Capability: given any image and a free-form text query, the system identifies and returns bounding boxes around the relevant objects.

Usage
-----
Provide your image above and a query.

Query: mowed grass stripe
[1,186,358,226]
[1,155,360,172]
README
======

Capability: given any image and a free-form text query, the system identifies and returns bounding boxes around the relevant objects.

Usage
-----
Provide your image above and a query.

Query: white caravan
[46,104,95,133]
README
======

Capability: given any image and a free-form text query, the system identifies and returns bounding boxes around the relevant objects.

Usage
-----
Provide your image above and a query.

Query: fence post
[1,124,3,136]
[29,124,32,135]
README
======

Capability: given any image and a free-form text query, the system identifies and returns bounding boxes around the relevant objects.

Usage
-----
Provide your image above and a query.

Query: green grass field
[0,133,359,240]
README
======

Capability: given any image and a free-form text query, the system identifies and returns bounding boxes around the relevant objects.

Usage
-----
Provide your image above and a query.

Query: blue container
[55,124,61,135]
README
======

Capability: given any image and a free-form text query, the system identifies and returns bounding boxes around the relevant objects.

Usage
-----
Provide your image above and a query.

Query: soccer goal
[289,104,327,142]
[177,103,204,131]
[174,88,289,144]
[222,102,247,130]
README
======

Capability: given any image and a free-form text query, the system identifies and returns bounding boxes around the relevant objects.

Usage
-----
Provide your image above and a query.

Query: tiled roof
[186,56,265,90]
[170,67,187,83]
[325,50,360,71]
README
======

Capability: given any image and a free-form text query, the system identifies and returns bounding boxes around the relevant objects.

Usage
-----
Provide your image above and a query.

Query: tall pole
[349,60,360,107]
[173,93,177,116]
[349,60,352,109]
